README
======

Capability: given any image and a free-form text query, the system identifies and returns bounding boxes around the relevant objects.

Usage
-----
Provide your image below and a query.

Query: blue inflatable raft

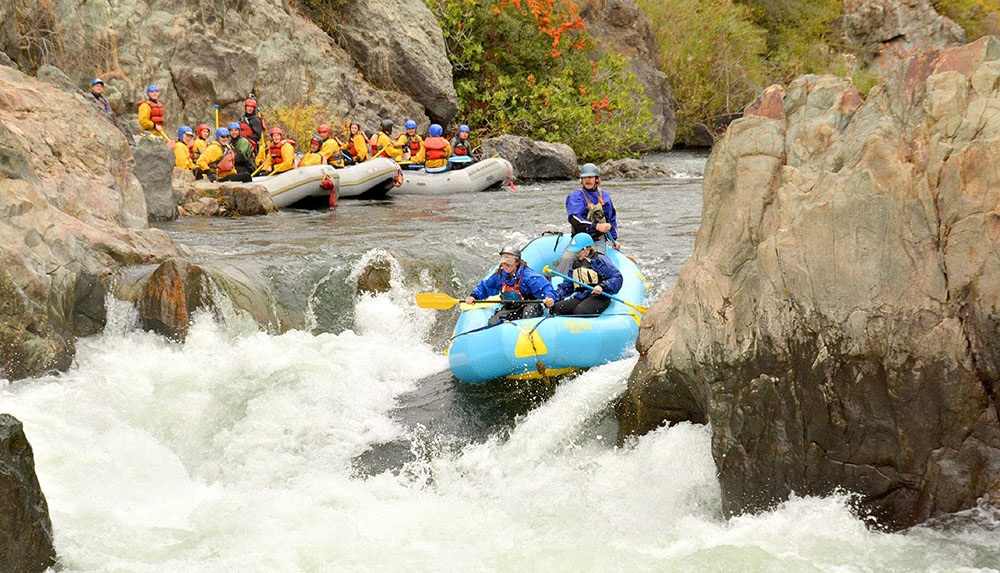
[448,234,648,383]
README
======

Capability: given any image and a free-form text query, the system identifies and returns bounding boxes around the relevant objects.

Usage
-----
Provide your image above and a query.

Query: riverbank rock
[133,137,178,221]
[598,157,675,179]
[480,135,578,180]
[0,0,432,135]
[0,414,57,573]
[843,0,965,58]
[619,37,1000,530]
[582,0,676,150]
[0,64,177,380]
[175,181,277,217]
[335,0,458,125]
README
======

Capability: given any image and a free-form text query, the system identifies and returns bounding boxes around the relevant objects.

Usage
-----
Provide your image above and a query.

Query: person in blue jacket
[558,162,619,273]
[466,246,557,325]
[553,233,623,316]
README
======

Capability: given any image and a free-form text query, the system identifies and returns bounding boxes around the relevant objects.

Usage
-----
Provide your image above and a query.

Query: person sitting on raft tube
[174,126,196,170]
[256,127,296,175]
[423,124,451,171]
[557,162,619,274]
[449,124,476,167]
[195,128,251,182]
[342,122,369,165]
[192,124,211,162]
[552,233,623,316]
[400,119,425,167]
[465,246,557,326]
[373,119,405,161]
[138,85,165,136]
[228,122,257,175]
[299,133,325,167]
[316,124,344,167]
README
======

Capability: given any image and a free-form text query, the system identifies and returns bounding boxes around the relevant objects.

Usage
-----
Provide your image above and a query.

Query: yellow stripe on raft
[508,367,577,381]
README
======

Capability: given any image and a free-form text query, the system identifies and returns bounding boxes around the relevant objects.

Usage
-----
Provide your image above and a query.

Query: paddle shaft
[543,266,646,314]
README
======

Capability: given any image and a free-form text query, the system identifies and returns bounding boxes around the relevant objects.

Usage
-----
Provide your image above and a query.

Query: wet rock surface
[620,38,1000,530]
[480,135,578,180]
[0,414,57,573]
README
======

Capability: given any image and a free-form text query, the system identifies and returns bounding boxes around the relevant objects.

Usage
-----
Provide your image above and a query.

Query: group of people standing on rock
[466,163,623,323]
[90,81,479,182]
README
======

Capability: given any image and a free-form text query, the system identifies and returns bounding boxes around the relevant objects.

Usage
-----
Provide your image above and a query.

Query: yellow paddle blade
[625,301,648,315]
[415,293,460,309]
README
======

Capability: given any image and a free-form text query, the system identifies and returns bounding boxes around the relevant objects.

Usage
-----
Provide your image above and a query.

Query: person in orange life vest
[373,119,404,160]
[557,162,619,274]
[196,128,251,182]
[138,85,165,135]
[192,124,210,161]
[465,246,557,326]
[342,122,369,165]
[552,233,623,316]
[316,124,344,167]
[256,127,296,175]
[423,124,451,171]
[240,98,266,149]
[173,126,196,170]
[400,119,425,166]
[449,124,476,166]
[299,133,325,167]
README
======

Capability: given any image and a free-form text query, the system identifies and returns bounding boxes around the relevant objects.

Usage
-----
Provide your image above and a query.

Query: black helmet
[499,246,521,259]
[380,119,394,132]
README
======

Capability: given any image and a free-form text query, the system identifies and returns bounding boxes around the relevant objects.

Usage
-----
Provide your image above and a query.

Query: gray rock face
[480,135,578,180]
[843,0,966,57]
[133,137,177,221]
[0,414,57,573]
[598,157,675,179]
[175,180,278,217]
[34,63,75,92]
[620,37,1000,530]
[335,0,459,125]
[582,0,676,150]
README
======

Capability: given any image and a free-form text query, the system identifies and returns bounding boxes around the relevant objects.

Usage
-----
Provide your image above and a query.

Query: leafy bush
[269,103,344,145]
[426,0,653,162]
[932,0,1000,39]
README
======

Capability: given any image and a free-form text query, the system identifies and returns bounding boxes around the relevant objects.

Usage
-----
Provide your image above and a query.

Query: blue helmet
[177,125,193,139]
[459,124,470,133]
[146,84,160,95]
[567,233,595,253]
[216,127,230,138]
[227,122,241,131]
[405,119,417,129]
[91,78,103,86]
[429,124,443,137]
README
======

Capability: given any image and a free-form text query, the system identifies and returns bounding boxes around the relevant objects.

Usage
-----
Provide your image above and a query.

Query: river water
[2,151,998,571]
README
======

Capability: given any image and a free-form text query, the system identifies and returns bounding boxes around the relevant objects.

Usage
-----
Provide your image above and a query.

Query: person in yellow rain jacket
[299,134,325,167]
[372,119,404,160]
[256,127,297,175]
[316,124,344,167]
[138,85,166,136]
[192,124,211,162]
[399,119,425,166]
[195,128,253,182]
[423,124,451,171]
[342,122,369,165]
[174,126,196,170]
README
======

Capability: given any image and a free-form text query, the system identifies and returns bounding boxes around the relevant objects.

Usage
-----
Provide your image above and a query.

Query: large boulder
[480,135,578,180]
[0,0,432,135]
[132,136,177,221]
[335,0,459,125]
[843,0,966,58]
[174,180,277,217]
[581,0,675,150]
[0,64,177,380]
[619,37,1000,530]
[0,414,57,573]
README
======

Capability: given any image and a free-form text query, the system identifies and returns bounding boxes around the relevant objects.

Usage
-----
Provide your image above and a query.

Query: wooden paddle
[542,265,647,315]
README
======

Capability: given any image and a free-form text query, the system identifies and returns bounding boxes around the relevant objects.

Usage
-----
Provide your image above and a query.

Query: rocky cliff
[0,415,56,573]
[843,0,966,57]
[619,37,1000,530]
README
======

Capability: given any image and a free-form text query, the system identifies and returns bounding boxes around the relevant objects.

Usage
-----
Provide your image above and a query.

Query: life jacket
[499,265,524,296]
[453,138,471,156]
[571,257,600,289]
[269,139,295,164]
[583,188,607,224]
[139,100,164,127]
[404,134,421,155]
[92,93,110,113]
[207,142,236,174]
[424,136,449,160]
[345,136,358,157]
[187,141,197,161]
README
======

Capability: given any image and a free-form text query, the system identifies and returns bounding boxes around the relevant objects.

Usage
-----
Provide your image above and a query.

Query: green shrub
[269,103,343,146]
[932,0,1000,39]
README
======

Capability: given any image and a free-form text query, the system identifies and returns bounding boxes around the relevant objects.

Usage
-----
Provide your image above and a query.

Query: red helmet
[317,124,331,137]
[196,124,210,137]
[269,127,283,137]
[245,98,257,111]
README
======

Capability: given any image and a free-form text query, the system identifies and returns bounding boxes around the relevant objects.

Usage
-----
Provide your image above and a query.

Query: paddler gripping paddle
[542,266,647,315]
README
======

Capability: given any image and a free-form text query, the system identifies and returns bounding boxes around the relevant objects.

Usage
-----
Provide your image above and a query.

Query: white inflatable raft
[253,165,339,209]
[395,157,513,194]
[336,157,399,199]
